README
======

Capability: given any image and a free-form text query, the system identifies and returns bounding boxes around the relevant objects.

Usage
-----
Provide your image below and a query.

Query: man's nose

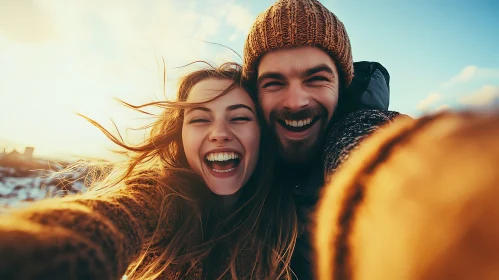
[282,83,310,111]
[208,121,233,143]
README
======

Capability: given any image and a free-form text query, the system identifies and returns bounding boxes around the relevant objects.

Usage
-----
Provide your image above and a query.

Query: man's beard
[269,104,328,164]
[276,135,322,164]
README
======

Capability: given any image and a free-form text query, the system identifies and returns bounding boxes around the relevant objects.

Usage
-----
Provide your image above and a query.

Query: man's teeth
[205,152,240,162]
[284,118,312,127]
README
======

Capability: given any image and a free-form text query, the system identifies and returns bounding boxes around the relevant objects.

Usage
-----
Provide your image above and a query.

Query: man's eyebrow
[184,107,211,116]
[257,64,335,86]
[302,64,335,78]
[227,104,255,114]
[256,72,286,87]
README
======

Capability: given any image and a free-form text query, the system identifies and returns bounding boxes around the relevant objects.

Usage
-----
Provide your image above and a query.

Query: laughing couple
[1,0,499,279]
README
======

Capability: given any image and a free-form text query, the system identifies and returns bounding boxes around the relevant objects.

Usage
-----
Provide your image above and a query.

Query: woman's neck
[204,185,246,228]
[218,192,241,210]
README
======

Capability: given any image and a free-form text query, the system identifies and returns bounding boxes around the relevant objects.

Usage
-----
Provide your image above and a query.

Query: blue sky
[0,0,498,160]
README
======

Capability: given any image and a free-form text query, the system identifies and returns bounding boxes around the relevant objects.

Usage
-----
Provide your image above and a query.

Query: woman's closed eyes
[187,115,253,125]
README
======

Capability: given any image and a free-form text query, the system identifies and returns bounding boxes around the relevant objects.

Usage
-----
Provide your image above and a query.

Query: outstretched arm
[316,111,499,280]
[0,180,163,280]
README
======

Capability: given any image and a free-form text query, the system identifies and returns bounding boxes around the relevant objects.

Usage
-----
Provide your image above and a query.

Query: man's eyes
[307,76,330,82]
[261,76,330,88]
[261,81,285,88]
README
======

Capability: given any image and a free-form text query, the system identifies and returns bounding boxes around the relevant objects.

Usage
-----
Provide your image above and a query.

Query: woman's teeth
[212,167,236,173]
[284,118,312,127]
[205,152,241,173]
[205,152,240,162]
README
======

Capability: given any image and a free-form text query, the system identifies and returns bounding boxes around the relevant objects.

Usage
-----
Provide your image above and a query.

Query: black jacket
[286,62,403,279]
[344,61,391,111]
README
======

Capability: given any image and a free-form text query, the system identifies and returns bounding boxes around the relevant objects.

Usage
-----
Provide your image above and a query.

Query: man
[243,0,406,278]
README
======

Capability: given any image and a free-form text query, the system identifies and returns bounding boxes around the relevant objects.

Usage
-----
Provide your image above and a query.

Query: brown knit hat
[243,0,354,88]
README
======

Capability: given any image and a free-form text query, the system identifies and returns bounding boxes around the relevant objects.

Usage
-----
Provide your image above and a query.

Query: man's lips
[275,118,322,141]
[277,116,320,132]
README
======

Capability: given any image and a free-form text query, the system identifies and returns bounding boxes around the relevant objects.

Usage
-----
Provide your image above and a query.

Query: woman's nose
[208,122,233,142]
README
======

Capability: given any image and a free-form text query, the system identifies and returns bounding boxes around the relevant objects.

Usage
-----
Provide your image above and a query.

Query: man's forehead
[257,46,336,78]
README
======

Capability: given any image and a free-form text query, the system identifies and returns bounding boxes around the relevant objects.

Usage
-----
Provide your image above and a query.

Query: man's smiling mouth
[277,116,320,132]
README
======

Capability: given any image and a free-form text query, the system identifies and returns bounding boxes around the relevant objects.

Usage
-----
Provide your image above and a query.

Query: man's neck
[278,155,322,185]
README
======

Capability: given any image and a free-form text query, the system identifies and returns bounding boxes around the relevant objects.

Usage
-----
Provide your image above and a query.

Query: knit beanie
[243,0,354,88]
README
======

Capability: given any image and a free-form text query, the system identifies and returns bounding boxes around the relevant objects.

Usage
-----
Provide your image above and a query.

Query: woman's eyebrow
[185,107,211,116]
[227,104,255,114]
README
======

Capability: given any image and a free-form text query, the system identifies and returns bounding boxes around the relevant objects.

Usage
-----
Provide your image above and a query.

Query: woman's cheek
[182,127,202,170]
[245,124,261,163]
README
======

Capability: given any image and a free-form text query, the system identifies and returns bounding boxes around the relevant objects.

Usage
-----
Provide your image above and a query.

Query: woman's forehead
[187,78,254,109]
[187,78,232,102]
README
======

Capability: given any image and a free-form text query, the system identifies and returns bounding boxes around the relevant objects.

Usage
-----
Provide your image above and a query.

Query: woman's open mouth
[204,151,241,173]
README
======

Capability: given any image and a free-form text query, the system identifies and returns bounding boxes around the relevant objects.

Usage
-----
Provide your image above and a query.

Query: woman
[0,62,297,279]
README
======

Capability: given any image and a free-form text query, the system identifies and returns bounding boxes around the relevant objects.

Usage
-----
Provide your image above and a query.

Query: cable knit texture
[0,180,243,279]
[243,0,354,87]
[324,110,404,173]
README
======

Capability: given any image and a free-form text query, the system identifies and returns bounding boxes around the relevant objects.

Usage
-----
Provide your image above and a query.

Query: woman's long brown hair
[77,62,298,279]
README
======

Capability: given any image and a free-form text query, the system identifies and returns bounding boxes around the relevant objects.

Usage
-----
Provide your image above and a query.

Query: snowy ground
[0,166,87,211]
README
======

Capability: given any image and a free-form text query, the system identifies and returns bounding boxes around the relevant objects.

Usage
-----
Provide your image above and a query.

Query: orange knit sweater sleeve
[0,181,163,280]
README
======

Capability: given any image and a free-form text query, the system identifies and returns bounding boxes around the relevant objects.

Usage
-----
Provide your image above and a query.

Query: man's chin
[272,121,324,164]
[278,141,319,164]
[280,152,312,164]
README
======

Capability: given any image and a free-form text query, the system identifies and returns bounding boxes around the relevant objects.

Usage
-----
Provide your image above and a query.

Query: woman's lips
[203,150,242,178]
[204,159,241,178]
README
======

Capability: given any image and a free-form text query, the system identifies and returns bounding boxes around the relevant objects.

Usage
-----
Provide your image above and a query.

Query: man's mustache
[269,106,327,123]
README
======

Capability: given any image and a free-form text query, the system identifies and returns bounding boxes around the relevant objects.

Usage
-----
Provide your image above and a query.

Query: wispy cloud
[458,85,499,107]
[441,66,499,88]
[417,92,443,111]
[416,65,499,116]
[0,0,58,43]
[432,104,451,113]
[228,34,239,42]
[225,4,255,34]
